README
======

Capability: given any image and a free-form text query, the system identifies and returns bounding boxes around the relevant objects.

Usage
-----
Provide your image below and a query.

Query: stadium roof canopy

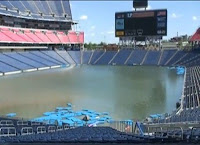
[190,28,200,42]
[0,0,72,22]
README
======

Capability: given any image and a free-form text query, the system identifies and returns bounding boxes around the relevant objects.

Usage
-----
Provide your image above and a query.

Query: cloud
[80,15,88,20]
[171,13,177,18]
[91,33,95,37]
[107,31,114,34]
[171,13,182,19]
[90,26,96,30]
[192,16,197,21]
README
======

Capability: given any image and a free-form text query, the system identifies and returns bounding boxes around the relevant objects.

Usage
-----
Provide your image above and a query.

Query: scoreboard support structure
[119,36,162,50]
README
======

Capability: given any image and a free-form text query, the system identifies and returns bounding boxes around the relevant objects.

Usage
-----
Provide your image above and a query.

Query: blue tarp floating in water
[67,103,72,107]
[169,66,185,75]
[176,66,185,75]
[149,114,163,119]
[6,113,16,117]
[30,103,133,127]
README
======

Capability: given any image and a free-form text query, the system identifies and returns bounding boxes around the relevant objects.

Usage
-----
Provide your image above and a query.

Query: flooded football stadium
[0,65,184,120]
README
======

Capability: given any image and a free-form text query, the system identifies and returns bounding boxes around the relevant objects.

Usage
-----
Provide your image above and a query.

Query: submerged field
[0,65,184,120]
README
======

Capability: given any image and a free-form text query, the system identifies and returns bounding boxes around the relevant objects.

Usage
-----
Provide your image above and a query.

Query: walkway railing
[108,121,135,134]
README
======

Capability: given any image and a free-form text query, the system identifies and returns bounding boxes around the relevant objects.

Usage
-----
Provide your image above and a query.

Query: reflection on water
[0,65,184,120]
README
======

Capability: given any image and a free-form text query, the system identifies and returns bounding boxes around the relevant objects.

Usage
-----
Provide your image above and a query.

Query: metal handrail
[191,127,200,139]
[21,127,33,136]
[108,121,135,133]
[166,126,184,140]
[147,126,162,135]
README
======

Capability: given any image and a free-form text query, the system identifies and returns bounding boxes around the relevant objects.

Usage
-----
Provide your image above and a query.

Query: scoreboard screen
[115,9,167,37]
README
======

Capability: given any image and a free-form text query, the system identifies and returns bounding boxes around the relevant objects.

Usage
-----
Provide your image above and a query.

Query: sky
[70,1,200,43]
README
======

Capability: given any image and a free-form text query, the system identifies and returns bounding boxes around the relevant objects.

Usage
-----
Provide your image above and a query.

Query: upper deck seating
[56,32,70,43]
[24,29,42,43]
[0,27,25,42]
[0,0,72,21]
[34,30,51,43]
[68,32,78,43]
[0,26,83,44]
[45,31,61,43]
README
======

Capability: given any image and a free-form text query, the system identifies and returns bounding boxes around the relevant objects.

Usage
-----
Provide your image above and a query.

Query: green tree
[88,42,93,50]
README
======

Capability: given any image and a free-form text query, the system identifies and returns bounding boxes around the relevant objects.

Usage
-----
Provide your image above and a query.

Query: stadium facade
[0,0,200,144]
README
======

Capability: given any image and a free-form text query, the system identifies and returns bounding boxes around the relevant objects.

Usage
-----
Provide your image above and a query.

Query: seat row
[0,26,84,44]
[0,0,71,21]
[0,50,75,75]
[81,49,200,66]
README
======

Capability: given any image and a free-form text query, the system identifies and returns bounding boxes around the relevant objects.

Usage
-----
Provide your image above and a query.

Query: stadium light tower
[133,0,148,11]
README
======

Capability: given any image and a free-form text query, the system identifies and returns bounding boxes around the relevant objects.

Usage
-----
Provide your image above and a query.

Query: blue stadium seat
[68,51,81,64]
[56,51,75,64]
[95,51,116,65]
[143,50,161,65]
[167,51,187,66]
[18,52,58,67]
[41,51,68,65]
[9,1,27,13]
[0,54,34,70]
[90,51,104,64]
[29,51,62,65]
[82,51,92,64]
[0,61,19,73]
[3,52,45,68]
[0,0,70,21]
[126,49,147,65]
[111,50,132,65]
[159,50,177,66]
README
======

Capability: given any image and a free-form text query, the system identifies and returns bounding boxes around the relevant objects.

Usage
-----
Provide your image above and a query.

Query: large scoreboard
[115,9,167,37]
